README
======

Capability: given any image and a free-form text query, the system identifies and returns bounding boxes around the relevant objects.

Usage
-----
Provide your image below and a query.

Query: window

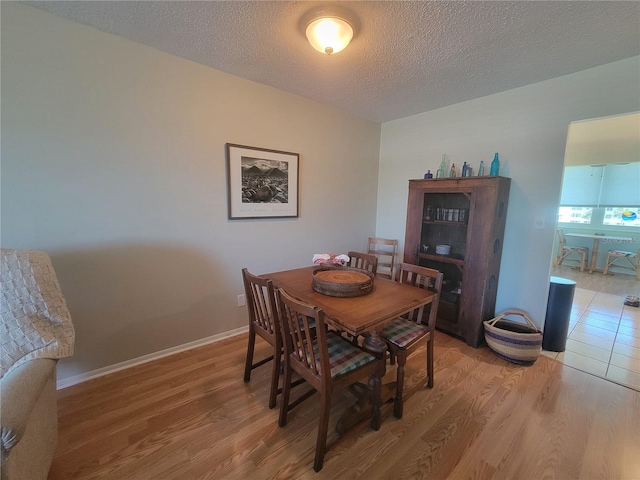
[603,207,640,227]
[560,162,640,207]
[558,207,592,224]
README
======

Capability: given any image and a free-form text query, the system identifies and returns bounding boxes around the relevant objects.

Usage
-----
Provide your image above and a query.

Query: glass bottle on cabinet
[404,176,511,347]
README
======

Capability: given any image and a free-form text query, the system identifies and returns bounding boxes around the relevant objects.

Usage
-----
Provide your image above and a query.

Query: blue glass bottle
[490,153,500,176]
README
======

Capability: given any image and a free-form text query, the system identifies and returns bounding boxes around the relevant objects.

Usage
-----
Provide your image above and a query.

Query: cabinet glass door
[418,192,470,333]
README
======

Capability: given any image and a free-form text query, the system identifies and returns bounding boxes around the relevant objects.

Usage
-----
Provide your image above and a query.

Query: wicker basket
[312,266,374,297]
[483,310,542,365]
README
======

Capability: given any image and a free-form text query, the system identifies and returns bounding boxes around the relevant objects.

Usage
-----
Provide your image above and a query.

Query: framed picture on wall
[225,143,300,219]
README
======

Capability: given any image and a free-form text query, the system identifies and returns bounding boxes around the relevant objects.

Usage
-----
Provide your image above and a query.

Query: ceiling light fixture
[302,6,357,55]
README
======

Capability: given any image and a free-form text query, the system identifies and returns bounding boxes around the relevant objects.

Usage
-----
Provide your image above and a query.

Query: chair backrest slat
[278,289,329,381]
[347,251,378,275]
[367,237,398,279]
[242,268,278,336]
[395,263,443,328]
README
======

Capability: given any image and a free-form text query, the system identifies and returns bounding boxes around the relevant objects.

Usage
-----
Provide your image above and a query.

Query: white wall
[564,113,639,166]
[4,3,638,385]
[1,4,381,383]
[377,56,640,326]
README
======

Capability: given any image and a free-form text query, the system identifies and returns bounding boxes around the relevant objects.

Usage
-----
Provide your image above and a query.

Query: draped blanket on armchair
[1,249,75,379]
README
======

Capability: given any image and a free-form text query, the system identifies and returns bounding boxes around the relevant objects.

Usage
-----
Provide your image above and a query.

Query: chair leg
[313,390,331,472]
[394,350,407,419]
[268,349,281,409]
[579,252,585,272]
[387,342,397,365]
[244,327,256,382]
[426,338,434,389]
[603,255,612,275]
[553,249,564,267]
[278,361,293,428]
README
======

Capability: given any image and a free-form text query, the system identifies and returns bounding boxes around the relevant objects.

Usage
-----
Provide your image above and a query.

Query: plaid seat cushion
[381,318,428,348]
[302,318,317,330]
[303,333,376,378]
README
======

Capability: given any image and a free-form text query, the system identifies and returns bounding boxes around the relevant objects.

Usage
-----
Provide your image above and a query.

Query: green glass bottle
[436,154,448,178]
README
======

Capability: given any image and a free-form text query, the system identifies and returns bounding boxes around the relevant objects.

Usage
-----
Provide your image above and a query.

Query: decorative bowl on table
[312,266,374,297]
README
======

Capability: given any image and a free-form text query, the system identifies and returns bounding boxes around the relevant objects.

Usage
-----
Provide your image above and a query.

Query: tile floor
[541,287,640,391]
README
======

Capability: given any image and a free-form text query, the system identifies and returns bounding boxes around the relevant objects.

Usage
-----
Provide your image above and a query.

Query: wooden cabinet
[403,176,511,347]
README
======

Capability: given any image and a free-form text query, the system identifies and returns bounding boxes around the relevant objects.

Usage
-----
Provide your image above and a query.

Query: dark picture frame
[225,143,300,219]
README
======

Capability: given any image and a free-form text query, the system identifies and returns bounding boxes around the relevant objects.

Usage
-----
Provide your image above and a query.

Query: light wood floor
[49,331,640,480]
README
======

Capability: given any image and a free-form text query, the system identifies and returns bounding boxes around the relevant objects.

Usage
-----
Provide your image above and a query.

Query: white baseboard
[57,326,249,390]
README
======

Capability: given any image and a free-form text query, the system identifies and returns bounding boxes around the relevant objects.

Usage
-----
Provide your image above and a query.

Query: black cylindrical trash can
[542,276,576,352]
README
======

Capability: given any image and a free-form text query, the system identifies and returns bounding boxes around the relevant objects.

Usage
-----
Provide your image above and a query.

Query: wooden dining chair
[347,251,378,275]
[555,229,589,272]
[242,268,283,409]
[380,262,442,419]
[367,237,398,279]
[276,288,384,472]
[603,247,640,280]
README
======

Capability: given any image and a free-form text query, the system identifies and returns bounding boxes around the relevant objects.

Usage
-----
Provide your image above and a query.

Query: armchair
[1,249,75,480]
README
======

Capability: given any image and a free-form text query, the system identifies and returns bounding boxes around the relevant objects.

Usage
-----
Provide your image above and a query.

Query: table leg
[335,382,395,436]
[362,331,387,357]
[335,332,392,436]
[362,332,387,430]
[589,238,600,274]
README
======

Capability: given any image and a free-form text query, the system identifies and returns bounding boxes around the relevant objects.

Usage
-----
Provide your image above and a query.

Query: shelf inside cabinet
[418,253,464,267]
[438,298,460,317]
[423,220,468,227]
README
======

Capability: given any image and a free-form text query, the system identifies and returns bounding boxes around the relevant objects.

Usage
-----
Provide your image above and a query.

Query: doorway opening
[545,112,640,391]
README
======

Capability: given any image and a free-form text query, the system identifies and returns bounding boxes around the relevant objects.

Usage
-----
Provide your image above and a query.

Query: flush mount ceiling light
[306,16,353,55]
[301,6,357,55]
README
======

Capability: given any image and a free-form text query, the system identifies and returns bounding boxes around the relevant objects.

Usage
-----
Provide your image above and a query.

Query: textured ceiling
[27,1,640,123]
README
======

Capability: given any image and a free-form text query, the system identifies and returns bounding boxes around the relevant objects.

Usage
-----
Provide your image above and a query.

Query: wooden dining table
[263,265,437,433]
